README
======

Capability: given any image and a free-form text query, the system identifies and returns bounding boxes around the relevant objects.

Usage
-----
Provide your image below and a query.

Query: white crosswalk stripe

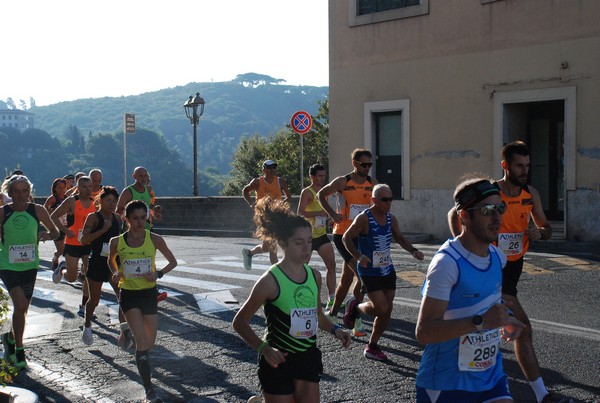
[9,245,435,341]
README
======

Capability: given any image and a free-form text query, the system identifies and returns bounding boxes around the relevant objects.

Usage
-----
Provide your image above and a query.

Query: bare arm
[242,179,259,208]
[43,196,56,212]
[297,188,326,218]
[279,177,292,202]
[116,188,133,216]
[314,268,351,348]
[80,213,108,245]
[232,273,288,368]
[526,185,552,240]
[35,204,60,241]
[147,232,178,281]
[342,213,370,267]
[108,237,121,282]
[50,197,75,237]
[317,176,347,223]
[391,215,425,260]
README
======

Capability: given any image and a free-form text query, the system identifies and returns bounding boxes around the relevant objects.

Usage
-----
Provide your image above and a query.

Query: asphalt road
[5,236,600,402]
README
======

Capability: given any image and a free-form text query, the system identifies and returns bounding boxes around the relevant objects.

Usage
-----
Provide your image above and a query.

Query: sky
[1,1,329,107]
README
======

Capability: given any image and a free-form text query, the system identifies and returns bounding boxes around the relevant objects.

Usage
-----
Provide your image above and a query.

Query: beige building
[328,0,600,241]
[0,109,34,132]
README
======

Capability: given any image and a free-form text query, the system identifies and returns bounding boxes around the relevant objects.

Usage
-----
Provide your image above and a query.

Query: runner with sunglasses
[447,142,570,403]
[317,148,379,337]
[342,184,424,360]
[417,176,524,403]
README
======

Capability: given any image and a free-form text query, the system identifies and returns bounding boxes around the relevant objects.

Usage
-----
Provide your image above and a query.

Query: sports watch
[472,315,484,331]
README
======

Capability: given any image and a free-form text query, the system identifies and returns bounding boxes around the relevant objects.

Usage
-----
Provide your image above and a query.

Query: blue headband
[455,180,500,211]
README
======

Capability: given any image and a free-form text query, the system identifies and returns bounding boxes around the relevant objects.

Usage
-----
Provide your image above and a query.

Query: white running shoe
[82,326,93,346]
[52,261,66,284]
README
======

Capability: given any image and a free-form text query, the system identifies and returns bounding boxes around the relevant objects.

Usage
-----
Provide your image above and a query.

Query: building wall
[0,110,34,131]
[329,0,600,240]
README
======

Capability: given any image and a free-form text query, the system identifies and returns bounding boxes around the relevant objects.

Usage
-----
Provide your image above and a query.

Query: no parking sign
[291,110,312,134]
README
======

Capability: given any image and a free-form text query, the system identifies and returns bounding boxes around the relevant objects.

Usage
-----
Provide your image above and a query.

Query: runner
[108,200,177,403]
[116,166,162,231]
[117,166,165,305]
[89,169,103,202]
[50,176,96,318]
[43,178,68,270]
[317,148,378,337]
[416,176,524,402]
[232,197,350,402]
[79,186,123,346]
[0,175,59,371]
[342,184,424,361]
[65,172,86,197]
[447,142,572,403]
[241,160,291,270]
[297,163,337,311]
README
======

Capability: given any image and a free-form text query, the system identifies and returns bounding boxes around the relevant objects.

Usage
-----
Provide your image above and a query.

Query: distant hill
[30,73,328,177]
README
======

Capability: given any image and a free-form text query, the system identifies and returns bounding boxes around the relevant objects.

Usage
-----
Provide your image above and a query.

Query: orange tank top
[256,176,282,200]
[333,175,374,235]
[65,196,97,246]
[495,185,534,261]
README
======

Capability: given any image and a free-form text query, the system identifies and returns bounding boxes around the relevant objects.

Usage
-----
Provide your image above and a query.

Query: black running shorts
[119,287,158,315]
[64,244,92,258]
[502,257,524,296]
[360,270,397,293]
[333,234,356,264]
[258,346,322,395]
[0,269,37,300]
[311,234,330,252]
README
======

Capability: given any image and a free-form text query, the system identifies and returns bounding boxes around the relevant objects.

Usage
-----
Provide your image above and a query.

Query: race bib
[100,242,110,257]
[8,244,36,263]
[58,214,68,226]
[123,258,152,279]
[314,215,327,229]
[458,328,501,372]
[497,233,524,256]
[349,204,369,220]
[373,249,391,268]
[289,307,318,339]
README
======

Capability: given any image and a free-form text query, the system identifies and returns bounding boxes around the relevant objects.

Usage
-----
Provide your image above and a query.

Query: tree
[221,99,329,195]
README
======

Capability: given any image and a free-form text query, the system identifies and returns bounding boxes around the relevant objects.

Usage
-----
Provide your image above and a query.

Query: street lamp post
[183,92,205,196]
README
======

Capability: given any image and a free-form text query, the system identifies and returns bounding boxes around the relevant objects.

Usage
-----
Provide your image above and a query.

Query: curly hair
[253,197,310,244]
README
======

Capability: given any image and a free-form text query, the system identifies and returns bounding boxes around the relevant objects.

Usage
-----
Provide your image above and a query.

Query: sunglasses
[466,201,507,216]
[355,161,373,168]
[377,197,393,202]
[264,165,277,170]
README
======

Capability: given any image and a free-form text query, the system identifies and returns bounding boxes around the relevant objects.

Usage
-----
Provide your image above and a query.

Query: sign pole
[300,134,304,188]
[290,110,313,190]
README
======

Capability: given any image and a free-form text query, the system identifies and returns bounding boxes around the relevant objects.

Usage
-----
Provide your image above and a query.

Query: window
[364,100,411,199]
[350,0,428,26]
[358,0,421,15]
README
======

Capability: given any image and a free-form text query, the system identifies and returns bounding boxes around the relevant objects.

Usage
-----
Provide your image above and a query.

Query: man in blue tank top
[342,184,425,361]
[415,176,525,403]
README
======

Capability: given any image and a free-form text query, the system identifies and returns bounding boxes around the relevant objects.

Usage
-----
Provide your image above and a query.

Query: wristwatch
[472,315,484,331]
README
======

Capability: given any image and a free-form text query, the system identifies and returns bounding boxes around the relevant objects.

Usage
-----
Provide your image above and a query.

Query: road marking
[398,271,425,286]
[523,262,553,275]
[195,290,239,313]
[393,296,600,341]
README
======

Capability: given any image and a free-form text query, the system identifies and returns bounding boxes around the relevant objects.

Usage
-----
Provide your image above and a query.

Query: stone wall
[152,196,300,237]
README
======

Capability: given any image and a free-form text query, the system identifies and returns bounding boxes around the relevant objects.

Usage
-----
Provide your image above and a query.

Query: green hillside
[16,73,327,195]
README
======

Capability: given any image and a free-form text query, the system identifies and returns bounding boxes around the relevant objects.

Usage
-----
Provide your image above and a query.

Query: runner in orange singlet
[448,142,571,403]
[317,148,378,337]
[241,160,291,270]
[50,176,97,318]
